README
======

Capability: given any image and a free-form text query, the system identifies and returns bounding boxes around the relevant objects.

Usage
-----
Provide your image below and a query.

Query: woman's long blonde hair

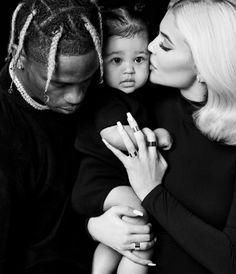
[170,0,236,145]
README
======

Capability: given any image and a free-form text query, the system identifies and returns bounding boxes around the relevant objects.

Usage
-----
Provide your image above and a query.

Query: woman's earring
[196,74,204,83]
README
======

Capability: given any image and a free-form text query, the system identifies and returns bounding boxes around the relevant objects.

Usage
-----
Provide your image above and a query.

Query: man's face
[21,50,99,114]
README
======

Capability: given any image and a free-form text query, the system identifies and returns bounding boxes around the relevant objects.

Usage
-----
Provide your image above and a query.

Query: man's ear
[12,44,27,69]
[18,48,27,67]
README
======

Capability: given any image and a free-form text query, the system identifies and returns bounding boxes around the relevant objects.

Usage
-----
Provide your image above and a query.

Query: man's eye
[159,41,171,52]
[112,57,122,64]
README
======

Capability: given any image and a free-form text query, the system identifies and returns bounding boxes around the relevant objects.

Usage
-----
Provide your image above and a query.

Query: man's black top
[0,64,94,274]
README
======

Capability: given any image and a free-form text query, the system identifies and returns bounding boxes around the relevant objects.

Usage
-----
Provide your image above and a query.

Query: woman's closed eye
[159,41,171,52]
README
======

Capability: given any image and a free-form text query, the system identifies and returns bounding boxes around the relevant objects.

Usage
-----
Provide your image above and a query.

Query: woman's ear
[193,63,205,84]
[196,73,204,83]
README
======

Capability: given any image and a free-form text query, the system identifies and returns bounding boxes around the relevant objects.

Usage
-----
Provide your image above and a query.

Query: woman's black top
[74,86,236,274]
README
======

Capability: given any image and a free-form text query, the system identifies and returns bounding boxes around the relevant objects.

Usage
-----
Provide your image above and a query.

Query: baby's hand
[154,128,173,150]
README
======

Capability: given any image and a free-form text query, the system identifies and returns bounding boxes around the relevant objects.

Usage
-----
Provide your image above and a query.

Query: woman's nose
[148,39,155,53]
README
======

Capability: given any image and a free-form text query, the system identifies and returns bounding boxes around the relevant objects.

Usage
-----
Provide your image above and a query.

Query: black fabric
[0,64,94,274]
[142,87,236,274]
[73,84,151,216]
[74,85,236,273]
[94,83,150,133]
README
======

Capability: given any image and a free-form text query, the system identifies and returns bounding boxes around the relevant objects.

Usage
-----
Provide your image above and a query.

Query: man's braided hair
[8,0,103,93]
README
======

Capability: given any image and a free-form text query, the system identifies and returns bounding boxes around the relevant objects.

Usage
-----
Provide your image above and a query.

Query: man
[0,0,102,273]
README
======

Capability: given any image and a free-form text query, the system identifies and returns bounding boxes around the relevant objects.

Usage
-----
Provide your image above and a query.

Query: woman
[73,0,236,273]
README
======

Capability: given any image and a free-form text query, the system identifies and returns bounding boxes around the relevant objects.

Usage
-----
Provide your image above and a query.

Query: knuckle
[143,127,155,137]
[142,242,148,250]
[120,245,126,251]
[122,234,129,244]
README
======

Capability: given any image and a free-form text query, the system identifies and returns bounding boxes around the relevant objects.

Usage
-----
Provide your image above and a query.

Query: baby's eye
[135,56,145,63]
[112,57,122,64]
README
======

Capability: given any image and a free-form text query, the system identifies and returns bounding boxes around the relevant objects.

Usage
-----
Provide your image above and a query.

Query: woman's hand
[88,205,156,266]
[102,113,168,201]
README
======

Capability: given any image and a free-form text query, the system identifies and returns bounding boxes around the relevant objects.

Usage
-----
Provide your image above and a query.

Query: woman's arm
[103,113,236,274]
[142,183,236,274]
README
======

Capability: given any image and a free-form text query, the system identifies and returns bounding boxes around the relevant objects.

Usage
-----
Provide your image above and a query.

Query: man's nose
[64,87,85,104]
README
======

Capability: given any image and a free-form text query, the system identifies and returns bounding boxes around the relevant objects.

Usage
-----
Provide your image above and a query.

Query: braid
[82,15,103,81]
[10,0,102,84]
[93,1,103,48]
[12,8,37,69]
[7,2,24,61]
[40,0,51,12]
[67,14,77,33]
[44,26,63,100]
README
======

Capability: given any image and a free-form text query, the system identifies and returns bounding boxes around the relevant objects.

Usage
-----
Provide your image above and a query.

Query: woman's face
[148,11,197,92]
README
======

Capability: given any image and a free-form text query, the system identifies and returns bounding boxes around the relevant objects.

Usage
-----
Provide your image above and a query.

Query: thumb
[154,128,172,150]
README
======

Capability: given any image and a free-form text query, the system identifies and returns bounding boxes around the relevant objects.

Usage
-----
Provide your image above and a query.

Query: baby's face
[103,32,150,93]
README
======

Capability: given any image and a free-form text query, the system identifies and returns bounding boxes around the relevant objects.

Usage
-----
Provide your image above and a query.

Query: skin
[16,49,99,114]
[90,9,211,267]
[148,10,206,102]
[103,32,150,94]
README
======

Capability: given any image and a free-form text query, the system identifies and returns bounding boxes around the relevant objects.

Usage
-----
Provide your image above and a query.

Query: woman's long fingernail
[147,262,156,266]
[127,112,133,121]
[133,209,143,216]
[117,121,123,131]
[102,138,109,146]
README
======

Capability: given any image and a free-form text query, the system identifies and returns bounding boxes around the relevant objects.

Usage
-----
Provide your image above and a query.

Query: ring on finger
[133,242,141,250]
[147,141,157,147]
[129,150,138,158]
[132,125,140,133]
